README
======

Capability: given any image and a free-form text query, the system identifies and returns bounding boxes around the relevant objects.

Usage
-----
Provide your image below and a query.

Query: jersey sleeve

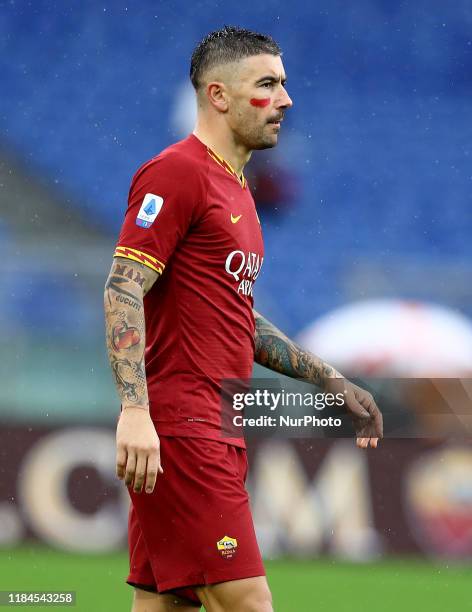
[114,152,205,274]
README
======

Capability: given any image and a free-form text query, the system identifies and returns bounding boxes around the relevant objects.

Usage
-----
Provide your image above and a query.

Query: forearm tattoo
[253,310,335,387]
[104,258,160,408]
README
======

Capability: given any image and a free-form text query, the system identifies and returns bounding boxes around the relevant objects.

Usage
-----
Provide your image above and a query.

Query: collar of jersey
[206,146,247,189]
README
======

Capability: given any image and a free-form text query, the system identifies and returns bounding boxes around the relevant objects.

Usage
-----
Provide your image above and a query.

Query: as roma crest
[216,535,238,559]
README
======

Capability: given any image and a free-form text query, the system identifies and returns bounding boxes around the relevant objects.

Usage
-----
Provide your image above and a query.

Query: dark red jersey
[115,134,264,447]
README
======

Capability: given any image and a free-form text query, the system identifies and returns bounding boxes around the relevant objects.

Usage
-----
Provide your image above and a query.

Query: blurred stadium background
[1,1,472,610]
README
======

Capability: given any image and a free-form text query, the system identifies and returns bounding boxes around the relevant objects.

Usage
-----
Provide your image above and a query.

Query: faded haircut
[190,25,281,90]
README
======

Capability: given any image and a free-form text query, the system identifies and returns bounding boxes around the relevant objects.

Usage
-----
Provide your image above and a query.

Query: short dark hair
[190,25,282,90]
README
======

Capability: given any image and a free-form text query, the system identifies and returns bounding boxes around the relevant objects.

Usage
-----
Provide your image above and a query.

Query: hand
[116,407,163,493]
[324,378,383,449]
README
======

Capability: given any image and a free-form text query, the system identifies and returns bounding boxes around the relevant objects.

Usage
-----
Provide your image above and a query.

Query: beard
[234,119,280,151]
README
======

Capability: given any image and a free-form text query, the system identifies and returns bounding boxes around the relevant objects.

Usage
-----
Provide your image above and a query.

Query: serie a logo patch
[136,193,164,228]
[216,535,238,559]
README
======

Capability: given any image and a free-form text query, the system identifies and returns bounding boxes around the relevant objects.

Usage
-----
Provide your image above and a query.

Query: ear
[206,82,229,113]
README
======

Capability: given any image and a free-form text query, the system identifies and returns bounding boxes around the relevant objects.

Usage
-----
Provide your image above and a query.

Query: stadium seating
[1,0,471,337]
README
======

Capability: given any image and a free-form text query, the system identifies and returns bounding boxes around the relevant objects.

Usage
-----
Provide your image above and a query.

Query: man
[104,26,382,612]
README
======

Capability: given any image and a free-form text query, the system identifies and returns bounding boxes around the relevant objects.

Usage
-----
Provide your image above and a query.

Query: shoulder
[131,136,208,187]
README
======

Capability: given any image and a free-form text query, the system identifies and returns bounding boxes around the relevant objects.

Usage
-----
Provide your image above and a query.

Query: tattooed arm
[104,257,162,492]
[254,310,339,386]
[104,258,157,408]
[253,310,383,447]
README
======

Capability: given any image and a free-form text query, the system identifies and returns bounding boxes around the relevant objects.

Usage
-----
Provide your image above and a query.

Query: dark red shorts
[127,435,265,605]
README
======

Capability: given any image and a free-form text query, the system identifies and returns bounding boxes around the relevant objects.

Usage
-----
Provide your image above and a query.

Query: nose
[277,86,293,109]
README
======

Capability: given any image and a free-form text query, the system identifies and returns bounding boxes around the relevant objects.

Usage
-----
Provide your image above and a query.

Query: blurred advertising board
[1,422,471,560]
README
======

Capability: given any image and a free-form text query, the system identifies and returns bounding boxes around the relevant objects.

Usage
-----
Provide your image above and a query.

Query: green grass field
[0,548,470,611]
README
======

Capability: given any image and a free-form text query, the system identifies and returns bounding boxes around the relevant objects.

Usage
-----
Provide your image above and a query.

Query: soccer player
[104,26,383,612]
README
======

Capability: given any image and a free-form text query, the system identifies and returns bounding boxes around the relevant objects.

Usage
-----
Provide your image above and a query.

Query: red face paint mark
[250,97,270,108]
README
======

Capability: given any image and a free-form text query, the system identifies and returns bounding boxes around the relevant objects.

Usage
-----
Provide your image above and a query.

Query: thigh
[195,576,272,612]
[132,587,201,611]
[129,437,265,595]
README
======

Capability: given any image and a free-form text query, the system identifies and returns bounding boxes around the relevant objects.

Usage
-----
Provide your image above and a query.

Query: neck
[193,115,252,177]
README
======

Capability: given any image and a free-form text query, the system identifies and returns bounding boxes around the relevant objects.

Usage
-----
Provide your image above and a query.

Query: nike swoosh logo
[231,214,242,224]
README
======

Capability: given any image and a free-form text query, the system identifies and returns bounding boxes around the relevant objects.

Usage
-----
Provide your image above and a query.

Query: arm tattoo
[105,276,143,304]
[253,310,336,387]
[104,258,160,409]
[110,356,143,404]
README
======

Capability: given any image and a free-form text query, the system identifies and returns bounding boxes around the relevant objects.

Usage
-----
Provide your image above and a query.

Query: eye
[261,82,273,89]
